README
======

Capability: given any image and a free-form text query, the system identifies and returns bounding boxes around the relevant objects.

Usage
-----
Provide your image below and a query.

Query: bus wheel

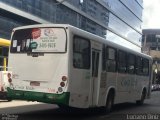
[58,105,71,111]
[7,98,12,102]
[136,89,146,105]
[105,92,114,113]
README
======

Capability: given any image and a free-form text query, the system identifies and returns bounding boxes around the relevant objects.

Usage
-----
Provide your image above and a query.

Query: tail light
[1,86,4,91]
[62,76,67,81]
[7,73,11,78]
[57,76,68,93]
[7,73,12,83]
[8,78,12,83]
[58,87,63,92]
[60,82,65,87]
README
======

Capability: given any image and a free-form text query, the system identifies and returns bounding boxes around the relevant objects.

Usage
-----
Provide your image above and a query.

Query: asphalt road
[0,91,160,120]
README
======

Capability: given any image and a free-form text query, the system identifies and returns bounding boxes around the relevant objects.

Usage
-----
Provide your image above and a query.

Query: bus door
[91,49,101,106]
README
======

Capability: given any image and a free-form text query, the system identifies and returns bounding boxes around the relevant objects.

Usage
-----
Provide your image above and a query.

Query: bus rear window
[10,28,67,53]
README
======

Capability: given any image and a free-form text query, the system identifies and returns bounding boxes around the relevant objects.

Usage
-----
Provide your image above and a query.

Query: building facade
[142,29,160,83]
[0,0,143,51]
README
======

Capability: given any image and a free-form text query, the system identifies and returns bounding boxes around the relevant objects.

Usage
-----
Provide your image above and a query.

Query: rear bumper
[7,88,70,105]
[0,91,7,99]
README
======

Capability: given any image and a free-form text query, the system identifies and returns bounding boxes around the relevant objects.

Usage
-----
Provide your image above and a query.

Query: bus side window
[0,58,3,71]
[128,53,135,74]
[2,47,9,57]
[142,58,149,76]
[136,56,143,75]
[118,50,127,73]
[73,36,90,69]
[106,47,116,72]
[102,44,106,71]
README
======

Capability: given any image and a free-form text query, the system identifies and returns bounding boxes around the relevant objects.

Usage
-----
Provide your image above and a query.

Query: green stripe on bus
[7,87,70,105]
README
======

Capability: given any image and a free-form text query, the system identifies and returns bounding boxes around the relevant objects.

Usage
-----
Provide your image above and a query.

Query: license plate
[30,81,40,86]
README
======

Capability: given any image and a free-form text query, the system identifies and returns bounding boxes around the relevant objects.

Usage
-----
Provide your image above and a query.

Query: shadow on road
[0,102,152,120]
[1,103,151,120]
[112,102,149,112]
[1,92,159,120]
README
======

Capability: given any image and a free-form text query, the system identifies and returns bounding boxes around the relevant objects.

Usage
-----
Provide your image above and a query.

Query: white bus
[7,24,152,112]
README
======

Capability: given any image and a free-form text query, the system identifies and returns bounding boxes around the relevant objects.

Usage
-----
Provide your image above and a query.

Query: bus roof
[0,38,11,47]
[12,24,152,60]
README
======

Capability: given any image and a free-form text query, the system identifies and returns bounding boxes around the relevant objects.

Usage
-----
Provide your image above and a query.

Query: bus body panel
[8,26,70,105]
[135,75,150,100]
[68,28,109,108]
[67,30,92,108]
[98,72,117,106]
[9,54,68,93]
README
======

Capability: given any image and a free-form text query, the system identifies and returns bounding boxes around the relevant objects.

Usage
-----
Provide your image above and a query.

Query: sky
[142,0,160,29]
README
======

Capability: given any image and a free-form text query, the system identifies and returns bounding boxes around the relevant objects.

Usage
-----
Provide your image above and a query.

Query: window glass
[0,57,3,71]
[107,47,116,72]
[0,47,2,55]
[128,54,135,74]
[136,56,143,74]
[73,36,90,69]
[92,51,99,77]
[143,58,149,75]
[102,44,106,71]
[0,46,9,70]
[118,51,127,73]
[3,47,9,57]
[146,34,156,42]
[108,48,116,60]
[11,28,67,53]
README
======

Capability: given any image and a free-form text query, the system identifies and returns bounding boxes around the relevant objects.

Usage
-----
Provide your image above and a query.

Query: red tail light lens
[1,86,4,91]
[60,82,65,87]
[62,76,67,81]
[7,73,11,78]
[8,78,12,83]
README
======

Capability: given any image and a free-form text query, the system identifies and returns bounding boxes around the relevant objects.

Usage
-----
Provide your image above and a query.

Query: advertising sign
[31,28,66,52]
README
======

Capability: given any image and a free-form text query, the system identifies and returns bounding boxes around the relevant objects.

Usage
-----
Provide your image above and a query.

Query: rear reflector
[58,87,63,92]
[30,81,40,86]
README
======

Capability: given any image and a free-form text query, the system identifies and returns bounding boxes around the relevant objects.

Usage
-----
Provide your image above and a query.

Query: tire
[58,105,72,111]
[136,89,146,105]
[7,98,12,102]
[105,92,114,113]
[58,104,68,109]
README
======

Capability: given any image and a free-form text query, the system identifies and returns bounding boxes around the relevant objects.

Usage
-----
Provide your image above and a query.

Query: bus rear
[7,25,70,106]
